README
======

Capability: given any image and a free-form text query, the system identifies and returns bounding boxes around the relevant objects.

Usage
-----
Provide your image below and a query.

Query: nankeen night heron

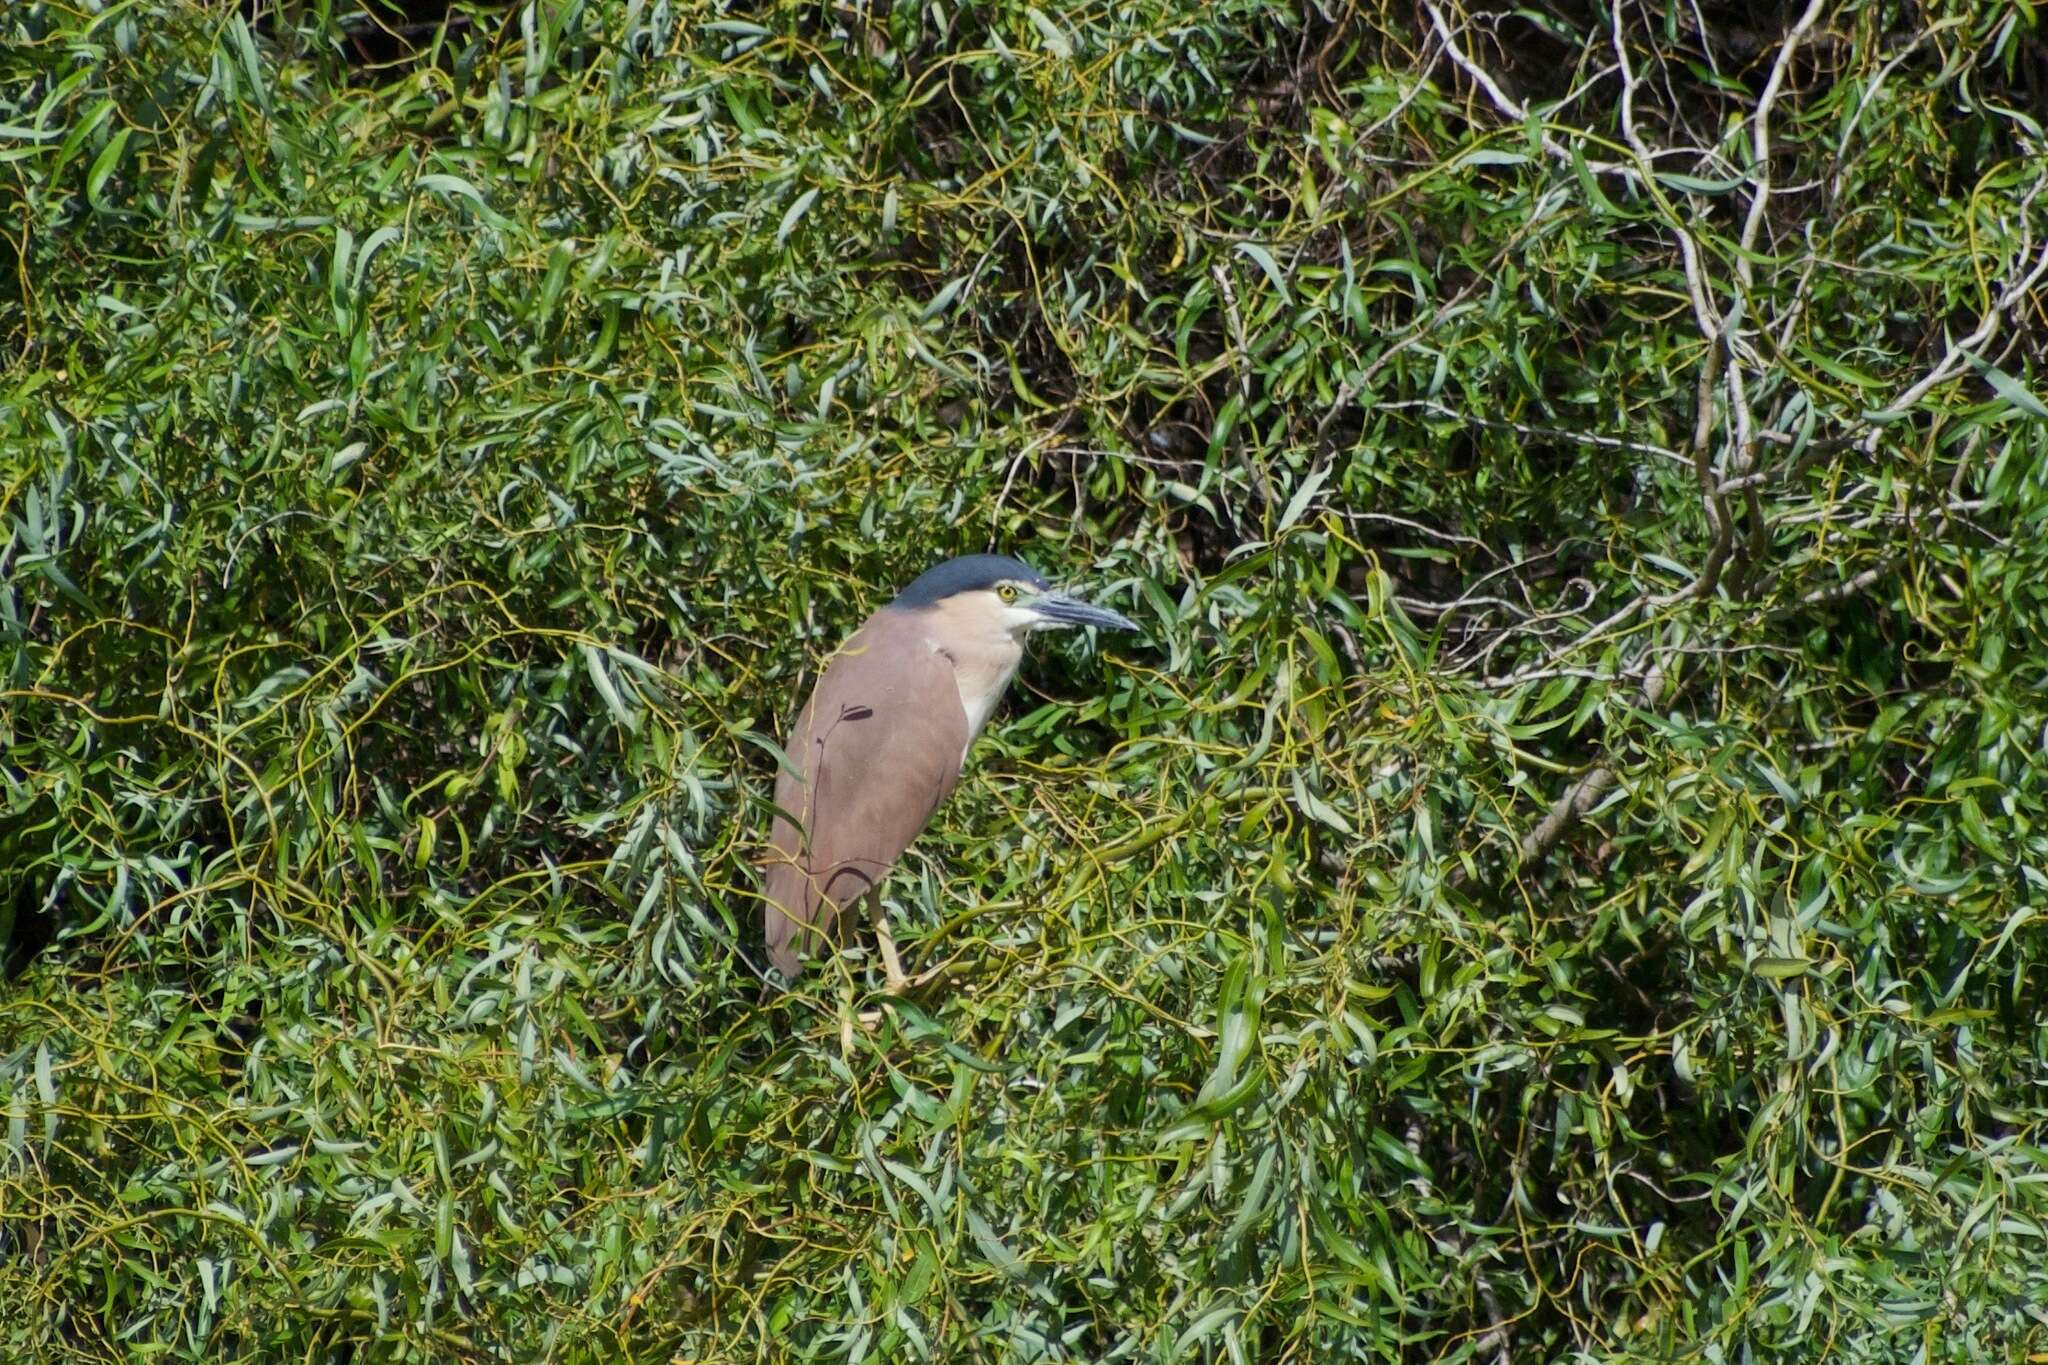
[762,555,1137,986]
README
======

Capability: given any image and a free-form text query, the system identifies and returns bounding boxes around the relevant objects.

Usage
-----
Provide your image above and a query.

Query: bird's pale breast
[918,596,1024,762]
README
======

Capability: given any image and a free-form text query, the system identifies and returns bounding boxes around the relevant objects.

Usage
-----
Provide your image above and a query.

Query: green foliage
[4,0,2048,1358]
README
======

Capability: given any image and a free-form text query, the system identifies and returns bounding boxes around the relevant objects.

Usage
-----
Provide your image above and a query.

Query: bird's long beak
[1033,590,1138,632]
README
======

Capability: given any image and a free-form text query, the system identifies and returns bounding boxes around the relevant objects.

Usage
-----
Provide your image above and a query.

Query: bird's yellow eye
[997,583,1019,603]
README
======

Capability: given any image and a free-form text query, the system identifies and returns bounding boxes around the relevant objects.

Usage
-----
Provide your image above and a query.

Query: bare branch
[1737,0,1828,282]
[1516,657,1672,867]
[1373,399,1692,469]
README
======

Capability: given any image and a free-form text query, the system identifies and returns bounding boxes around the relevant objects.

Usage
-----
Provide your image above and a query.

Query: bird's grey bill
[1035,592,1138,632]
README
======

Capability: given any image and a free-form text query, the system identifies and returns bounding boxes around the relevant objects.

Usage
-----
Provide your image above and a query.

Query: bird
[761,554,1137,987]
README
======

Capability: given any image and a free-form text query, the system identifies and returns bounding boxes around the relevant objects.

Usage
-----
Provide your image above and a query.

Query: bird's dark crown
[891,554,1047,609]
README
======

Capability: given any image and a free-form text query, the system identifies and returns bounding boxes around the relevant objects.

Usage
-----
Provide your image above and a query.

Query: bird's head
[894,554,1138,641]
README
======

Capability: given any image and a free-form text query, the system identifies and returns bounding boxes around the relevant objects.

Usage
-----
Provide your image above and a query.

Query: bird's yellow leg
[867,889,910,993]
[865,890,957,1003]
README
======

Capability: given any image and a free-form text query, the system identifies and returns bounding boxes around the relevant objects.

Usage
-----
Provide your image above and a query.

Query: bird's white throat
[931,633,1022,752]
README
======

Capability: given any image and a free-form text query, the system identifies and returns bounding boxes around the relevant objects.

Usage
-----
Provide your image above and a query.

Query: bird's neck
[925,620,1023,748]
[946,638,1023,741]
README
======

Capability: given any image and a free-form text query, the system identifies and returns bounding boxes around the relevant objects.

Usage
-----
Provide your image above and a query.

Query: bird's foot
[847,964,953,1037]
[882,957,958,995]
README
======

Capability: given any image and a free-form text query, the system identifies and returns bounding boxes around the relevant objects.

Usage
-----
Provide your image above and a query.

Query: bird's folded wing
[763,611,970,974]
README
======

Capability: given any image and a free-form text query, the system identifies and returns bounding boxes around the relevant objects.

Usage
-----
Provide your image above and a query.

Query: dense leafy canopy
[4,0,2047,1358]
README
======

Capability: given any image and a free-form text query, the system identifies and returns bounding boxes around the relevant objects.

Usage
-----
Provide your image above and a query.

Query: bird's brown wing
[762,609,970,976]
